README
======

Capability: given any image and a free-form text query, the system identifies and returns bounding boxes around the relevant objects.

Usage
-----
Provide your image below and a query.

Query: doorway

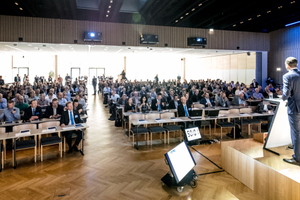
[89,68,105,84]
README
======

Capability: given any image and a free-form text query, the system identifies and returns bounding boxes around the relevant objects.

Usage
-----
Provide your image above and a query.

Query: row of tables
[131,111,274,150]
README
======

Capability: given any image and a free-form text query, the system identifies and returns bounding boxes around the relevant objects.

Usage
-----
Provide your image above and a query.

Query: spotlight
[90,33,95,37]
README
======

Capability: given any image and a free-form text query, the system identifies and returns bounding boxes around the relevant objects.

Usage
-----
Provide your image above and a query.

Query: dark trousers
[288,114,300,161]
[63,130,82,149]
[93,84,96,94]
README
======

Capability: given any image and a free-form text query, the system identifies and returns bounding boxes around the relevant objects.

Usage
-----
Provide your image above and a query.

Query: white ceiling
[0,42,252,58]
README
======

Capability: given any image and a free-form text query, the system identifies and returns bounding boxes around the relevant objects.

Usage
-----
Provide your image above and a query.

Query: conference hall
[0,0,299,199]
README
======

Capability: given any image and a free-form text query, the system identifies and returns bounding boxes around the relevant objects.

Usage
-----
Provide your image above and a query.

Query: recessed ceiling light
[19,7,23,10]
[107,10,110,13]
[278,6,283,9]
[180,16,183,19]
[209,29,214,32]
[110,0,113,3]
[15,2,18,5]
[233,24,236,27]
[291,1,296,4]
[240,21,243,24]
[248,18,252,21]
[267,10,271,13]
[186,13,189,15]
[198,3,202,6]
[175,20,178,23]
[106,15,109,17]
[257,14,261,17]
[108,5,111,8]
[191,8,195,11]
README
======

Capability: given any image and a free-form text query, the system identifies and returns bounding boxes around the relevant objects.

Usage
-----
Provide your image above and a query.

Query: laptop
[205,110,220,118]
[189,110,203,119]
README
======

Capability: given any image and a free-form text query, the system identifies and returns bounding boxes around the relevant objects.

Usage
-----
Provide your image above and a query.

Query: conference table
[131,112,274,150]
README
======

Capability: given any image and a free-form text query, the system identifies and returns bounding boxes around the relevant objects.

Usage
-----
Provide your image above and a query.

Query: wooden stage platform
[222,139,300,200]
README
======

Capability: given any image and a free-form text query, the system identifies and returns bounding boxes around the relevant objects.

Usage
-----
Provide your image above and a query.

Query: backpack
[115,118,122,127]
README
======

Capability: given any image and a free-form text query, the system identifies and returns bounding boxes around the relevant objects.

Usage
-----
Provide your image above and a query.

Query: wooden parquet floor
[0,89,265,200]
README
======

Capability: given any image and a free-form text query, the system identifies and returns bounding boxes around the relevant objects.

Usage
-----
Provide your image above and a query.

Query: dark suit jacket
[200,97,215,107]
[14,77,20,82]
[282,68,300,114]
[177,104,191,117]
[45,105,64,118]
[60,110,82,126]
[169,100,178,109]
[73,103,83,113]
[151,99,166,110]
[192,94,201,102]
[24,106,43,120]
[117,98,127,106]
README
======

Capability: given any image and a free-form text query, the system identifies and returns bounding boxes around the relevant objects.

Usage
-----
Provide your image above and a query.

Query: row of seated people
[0,99,84,154]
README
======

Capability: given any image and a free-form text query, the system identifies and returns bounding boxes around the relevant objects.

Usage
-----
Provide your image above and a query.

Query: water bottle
[269,93,273,99]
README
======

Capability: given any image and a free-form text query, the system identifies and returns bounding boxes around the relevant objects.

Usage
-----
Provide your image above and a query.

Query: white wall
[185,53,256,84]
[3,51,256,84]
[0,54,13,83]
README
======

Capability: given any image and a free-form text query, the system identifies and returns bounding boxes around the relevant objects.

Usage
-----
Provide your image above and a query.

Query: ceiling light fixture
[15,2,18,5]
[209,29,214,32]
[278,6,283,9]
[291,1,296,4]
[267,10,271,13]
[198,3,202,6]
[110,0,113,3]
[186,13,189,15]
[107,10,110,13]
[106,15,109,17]
[248,18,252,21]
[285,20,300,27]
[191,8,195,11]
[240,21,244,24]
[180,16,183,19]
[19,7,23,10]
[109,5,111,8]
[257,14,261,17]
[233,24,236,27]
[175,20,178,23]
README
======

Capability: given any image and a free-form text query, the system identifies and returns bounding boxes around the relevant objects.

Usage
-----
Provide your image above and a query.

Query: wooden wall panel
[0,15,270,51]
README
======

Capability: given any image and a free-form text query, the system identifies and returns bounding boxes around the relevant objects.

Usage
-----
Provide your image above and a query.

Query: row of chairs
[129,112,182,146]
[0,121,83,169]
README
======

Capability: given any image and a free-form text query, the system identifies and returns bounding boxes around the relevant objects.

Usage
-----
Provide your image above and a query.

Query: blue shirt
[58,98,67,107]
[253,92,264,99]
[0,98,7,109]
[0,107,20,121]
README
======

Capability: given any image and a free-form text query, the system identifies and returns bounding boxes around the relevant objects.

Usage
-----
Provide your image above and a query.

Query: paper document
[155,119,166,122]
[171,118,183,121]
[62,127,75,130]
[16,132,31,137]
[138,120,148,124]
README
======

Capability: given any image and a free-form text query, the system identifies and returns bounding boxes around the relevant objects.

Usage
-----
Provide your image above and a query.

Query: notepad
[138,120,147,124]
[171,118,183,121]
[16,130,31,137]
[155,119,166,122]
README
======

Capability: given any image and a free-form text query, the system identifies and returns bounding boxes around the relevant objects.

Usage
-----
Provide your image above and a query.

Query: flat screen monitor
[165,141,196,183]
[190,109,203,117]
[185,127,201,141]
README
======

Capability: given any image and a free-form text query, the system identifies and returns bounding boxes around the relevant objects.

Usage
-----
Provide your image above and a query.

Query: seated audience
[139,95,150,113]
[125,97,135,112]
[232,93,247,106]
[218,92,230,107]
[24,100,43,121]
[45,98,64,118]
[0,100,20,121]
[57,92,67,107]
[253,88,264,100]
[73,99,83,114]
[60,102,83,154]
[0,93,7,109]
[178,96,191,117]
[200,92,215,107]
[169,94,179,109]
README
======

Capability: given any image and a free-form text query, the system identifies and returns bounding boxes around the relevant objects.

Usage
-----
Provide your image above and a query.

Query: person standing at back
[282,57,300,166]
[92,76,97,95]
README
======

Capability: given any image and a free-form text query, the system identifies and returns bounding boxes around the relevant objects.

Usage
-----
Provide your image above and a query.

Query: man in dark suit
[178,96,191,117]
[169,94,179,109]
[23,100,43,121]
[92,76,97,95]
[151,93,166,111]
[60,101,83,154]
[73,99,83,114]
[282,57,300,166]
[14,74,21,82]
[200,92,215,107]
[34,75,40,83]
[191,89,201,103]
[45,98,64,118]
